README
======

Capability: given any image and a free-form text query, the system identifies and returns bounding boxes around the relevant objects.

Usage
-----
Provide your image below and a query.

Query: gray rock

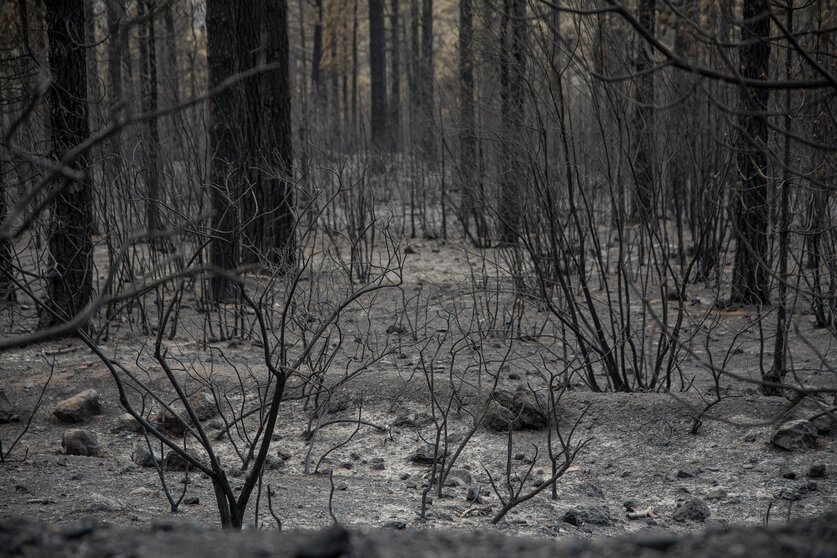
[113,413,145,434]
[705,488,727,501]
[0,390,19,423]
[785,395,834,434]
[483,388,547,431]
[579,483,605,499]
[54,389,101,423]
[164,448,201,471]
[266,455,286,470]
[771,420,818,451]
[808,464,826,479]
[444,469,473,487]
[371,458,385,470]
[466,486,486,504]
[81,493,137,513]
[190,392,219,421]
[673,498,711,522]
[676,468,695,479]
[62,429,100,456]
[562,506,612,526]
[408,445,446,465]
[132,443,161,468]
[158,406,189,436]
[392,413,433,428]
[779,465,796,479]
[336,482,348,491]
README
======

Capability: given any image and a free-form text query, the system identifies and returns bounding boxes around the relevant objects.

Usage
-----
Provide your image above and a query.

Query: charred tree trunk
[630,0,655,223]
[498,0,525,246]
[730,0,771,305]
[0,159,14,303]
[206,0,239,301]
[458,0,487,246]
[369,0,389,157]
[41,0,93,330]
[258,0,295,269]
[312,0,323,99]
[416,0,435,161]
[388,0,401,151]
[237,0,265,265]
[138,0,164,247]
[105,0,126,192]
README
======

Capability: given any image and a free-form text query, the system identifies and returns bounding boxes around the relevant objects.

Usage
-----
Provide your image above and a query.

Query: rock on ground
[771,419,818,451]
[0,390,18,423]
[62,429,100,457]
[53,389,101,423]
[483,388,548,431]
[673,498,711,522]
[561,506,613,526]
[785,395,834,434]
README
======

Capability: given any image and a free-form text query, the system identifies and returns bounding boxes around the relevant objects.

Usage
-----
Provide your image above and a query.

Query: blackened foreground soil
[2,512,836,558]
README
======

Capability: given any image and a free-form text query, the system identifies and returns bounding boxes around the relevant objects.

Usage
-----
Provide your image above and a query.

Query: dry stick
[328,468,338,525]
[267,484,282,531]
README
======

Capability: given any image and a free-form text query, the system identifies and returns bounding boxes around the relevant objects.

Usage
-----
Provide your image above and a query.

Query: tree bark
[259,0,295,269]
[417,0,435,161]
[138,0,164,246]
[458,0,487,246]
[369,0,388,156]
[630,0,655,223]
[730,0,771,305]
[389,0,401,151]
[206,0,239,302]
[41,0,93,330]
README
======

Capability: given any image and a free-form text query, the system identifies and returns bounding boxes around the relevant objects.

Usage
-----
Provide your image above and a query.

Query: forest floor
[1,233,835,542]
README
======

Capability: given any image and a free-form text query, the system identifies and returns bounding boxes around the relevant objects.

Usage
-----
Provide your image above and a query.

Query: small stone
[705,488,727,501]
[0,390,19,423]
[277,450,292,461]
[672,498,711,522]
[400,473,410,480]
[580,483,605,499]
[164,448,201,471]
[184,496,200,505]
[132,443,160,468]
[371,457,385,470]
[62,429,100,456]
[408,445,446,465]
[621,470,632,478]
[808,464,826,478]
[190,392,219,421]
[54,390,101,423]
[384,520,407,530]
[562,506,612,526]
[466,486,485,503]
[771,420,818,451]
[779,489,799,501]
[405,480,417,489]
[444,469,473,487]
[113,413,145,434]
[266,455,286,470]
[676,468,695,479]
[336,481,348,491]
[779,466,796,479]
[743,433,757,443]
[483,388,547,431]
